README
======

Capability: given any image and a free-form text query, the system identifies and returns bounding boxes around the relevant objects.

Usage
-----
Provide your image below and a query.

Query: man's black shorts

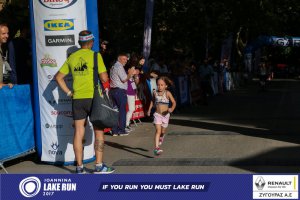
[72,98,93,120]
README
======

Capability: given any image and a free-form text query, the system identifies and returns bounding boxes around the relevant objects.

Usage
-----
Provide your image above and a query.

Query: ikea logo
[44,19,74,31]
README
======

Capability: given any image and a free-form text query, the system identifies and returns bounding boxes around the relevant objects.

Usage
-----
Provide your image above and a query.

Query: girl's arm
[147,100,153,116]
[167,91,176,113]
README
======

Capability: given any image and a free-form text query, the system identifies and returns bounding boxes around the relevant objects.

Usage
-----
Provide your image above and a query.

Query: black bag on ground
[89,52,119,129]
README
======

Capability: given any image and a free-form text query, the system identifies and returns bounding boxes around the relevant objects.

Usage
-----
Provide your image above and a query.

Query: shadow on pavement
[169,119,300,144]
[105,141,154,158]
[229,146,300,173]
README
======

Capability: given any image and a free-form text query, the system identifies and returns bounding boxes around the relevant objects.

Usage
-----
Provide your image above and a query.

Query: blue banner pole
[86,0,100,52]
[142,0,154,73]
[29,0,42,157]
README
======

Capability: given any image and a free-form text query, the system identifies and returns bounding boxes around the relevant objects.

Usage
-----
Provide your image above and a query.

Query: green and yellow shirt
[59,49,106,99]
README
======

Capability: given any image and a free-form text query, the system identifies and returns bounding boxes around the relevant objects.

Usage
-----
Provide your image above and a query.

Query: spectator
[198,59,214,105]
[100,40,112,71]
[135,56,146,101]
[0,23,13,89]
[218,59,226,94]
[125,55,138,132]
[109,53,135,136]
[8,25,32,85]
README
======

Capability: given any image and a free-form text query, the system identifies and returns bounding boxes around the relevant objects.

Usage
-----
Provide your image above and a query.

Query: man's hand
[128,67,135,76]
[7,83,13,88]
[0,82,13,89]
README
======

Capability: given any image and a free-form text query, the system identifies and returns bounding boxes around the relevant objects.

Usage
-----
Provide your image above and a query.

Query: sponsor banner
[2,174,298,200]
[131,98,144,120]
[269,37,300,47]
[33,0,94,164]
[253,175,298,199]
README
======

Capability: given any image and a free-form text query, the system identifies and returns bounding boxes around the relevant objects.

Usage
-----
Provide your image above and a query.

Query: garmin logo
[39,0,77,9]
[45,35,75,46]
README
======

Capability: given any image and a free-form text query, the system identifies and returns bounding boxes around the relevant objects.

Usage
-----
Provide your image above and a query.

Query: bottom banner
[0,174,299,200]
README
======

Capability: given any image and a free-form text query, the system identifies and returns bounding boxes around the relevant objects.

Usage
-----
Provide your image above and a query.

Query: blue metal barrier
[0,85,35,173]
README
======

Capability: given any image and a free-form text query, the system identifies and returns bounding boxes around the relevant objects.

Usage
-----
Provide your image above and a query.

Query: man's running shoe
[111,132,119,136]
[94,163,115,174]
[154,147,163,156]
[119,132,129,136]
[75,166,86,174]
[126,126,135,132]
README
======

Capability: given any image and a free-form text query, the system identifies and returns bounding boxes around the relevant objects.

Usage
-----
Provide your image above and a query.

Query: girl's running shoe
[159,136,165,146]
[154,147,163,156]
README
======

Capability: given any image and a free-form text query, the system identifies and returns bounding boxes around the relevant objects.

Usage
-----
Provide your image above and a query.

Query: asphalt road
[1,79,300,174]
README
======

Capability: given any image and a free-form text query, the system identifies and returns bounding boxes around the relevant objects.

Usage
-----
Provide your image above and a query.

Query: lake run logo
[19,176,77,198]
[19,177,42,198]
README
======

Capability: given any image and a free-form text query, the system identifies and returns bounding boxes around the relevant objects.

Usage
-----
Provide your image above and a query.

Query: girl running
[147,76,176,156]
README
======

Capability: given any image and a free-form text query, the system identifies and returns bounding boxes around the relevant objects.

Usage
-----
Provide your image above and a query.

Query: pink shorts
[153,112,170,128]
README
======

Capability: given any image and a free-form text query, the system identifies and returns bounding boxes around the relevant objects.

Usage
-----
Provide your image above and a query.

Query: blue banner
[142,0,154,72]
[1,174,298,200]
[0,85,35,162]
[175,76,190,106]
[245,36,300,54]
[86,0,100,52]
[269,36,300,47]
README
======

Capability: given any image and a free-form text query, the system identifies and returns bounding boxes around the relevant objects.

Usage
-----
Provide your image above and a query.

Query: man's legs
[93,126,104,164]
[110,89,119,134]
[118,90,128,133]
[73,119,86,166]
[110,89,127,134]
[93,126,115,174]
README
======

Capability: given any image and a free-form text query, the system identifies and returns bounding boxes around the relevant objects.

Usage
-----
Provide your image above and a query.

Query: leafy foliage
[1,0,300,61]
[100,0,300,60]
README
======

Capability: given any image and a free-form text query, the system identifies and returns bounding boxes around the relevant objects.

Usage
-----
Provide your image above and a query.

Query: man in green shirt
[56,30,114,174]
